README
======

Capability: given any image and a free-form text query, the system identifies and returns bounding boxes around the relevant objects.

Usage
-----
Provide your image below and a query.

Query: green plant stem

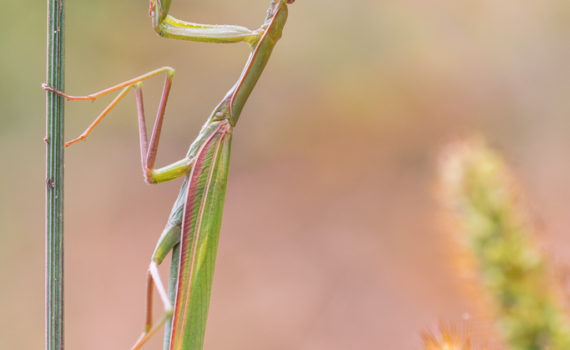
[46,0,65,349]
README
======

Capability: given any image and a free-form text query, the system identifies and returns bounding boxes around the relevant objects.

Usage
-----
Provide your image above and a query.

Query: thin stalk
[45,0,65,350]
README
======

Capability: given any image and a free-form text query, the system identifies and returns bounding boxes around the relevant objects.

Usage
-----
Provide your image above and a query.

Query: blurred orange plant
[429,138,570,350]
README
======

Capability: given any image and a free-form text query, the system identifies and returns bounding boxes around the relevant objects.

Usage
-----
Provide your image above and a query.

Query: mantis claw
[42,83,58,94]
[42,83,97,101]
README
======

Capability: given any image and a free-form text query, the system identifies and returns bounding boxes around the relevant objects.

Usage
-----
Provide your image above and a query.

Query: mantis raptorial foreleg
[149,0,261,45]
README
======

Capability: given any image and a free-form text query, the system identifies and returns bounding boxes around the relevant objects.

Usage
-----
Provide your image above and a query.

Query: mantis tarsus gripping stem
[42,1,294,349]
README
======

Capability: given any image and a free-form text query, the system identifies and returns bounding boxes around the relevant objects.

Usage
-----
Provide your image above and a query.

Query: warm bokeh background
[1,0,569,349]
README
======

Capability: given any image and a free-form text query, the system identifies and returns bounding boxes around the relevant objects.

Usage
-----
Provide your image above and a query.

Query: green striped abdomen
[169,121,232,350]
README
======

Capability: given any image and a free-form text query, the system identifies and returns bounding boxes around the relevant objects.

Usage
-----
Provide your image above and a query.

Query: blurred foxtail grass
[433,138,570,350]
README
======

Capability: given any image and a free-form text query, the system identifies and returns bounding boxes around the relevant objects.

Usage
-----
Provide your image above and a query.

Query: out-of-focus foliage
[440,140,570,350]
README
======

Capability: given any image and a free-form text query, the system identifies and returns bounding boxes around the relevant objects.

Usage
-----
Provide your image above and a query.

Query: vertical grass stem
[45,0,65,349]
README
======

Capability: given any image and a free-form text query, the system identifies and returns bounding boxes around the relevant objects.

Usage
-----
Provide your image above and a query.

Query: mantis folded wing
[43,1,294,349]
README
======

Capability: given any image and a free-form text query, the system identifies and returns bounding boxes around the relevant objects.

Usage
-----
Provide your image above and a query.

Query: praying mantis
[43,0,295,349]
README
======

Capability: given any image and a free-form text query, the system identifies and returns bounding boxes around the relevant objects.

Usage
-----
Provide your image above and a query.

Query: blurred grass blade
[439,138,570,350]
[45,0,65,349]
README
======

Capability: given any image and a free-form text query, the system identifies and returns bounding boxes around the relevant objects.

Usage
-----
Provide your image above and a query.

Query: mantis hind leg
[131,261,174,350]
[131,217,183,350]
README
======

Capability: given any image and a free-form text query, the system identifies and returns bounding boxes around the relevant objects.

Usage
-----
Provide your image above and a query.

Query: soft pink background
[1,0,569,349]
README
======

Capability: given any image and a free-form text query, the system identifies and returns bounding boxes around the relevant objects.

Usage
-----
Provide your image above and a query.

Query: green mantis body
[43,1,293,349]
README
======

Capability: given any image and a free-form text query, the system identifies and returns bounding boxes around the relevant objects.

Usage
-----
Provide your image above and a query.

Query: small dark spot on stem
[47,178,55,189]
[44,136,49,144]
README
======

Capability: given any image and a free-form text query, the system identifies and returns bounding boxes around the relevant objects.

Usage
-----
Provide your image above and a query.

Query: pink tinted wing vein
[169,122,228,349]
